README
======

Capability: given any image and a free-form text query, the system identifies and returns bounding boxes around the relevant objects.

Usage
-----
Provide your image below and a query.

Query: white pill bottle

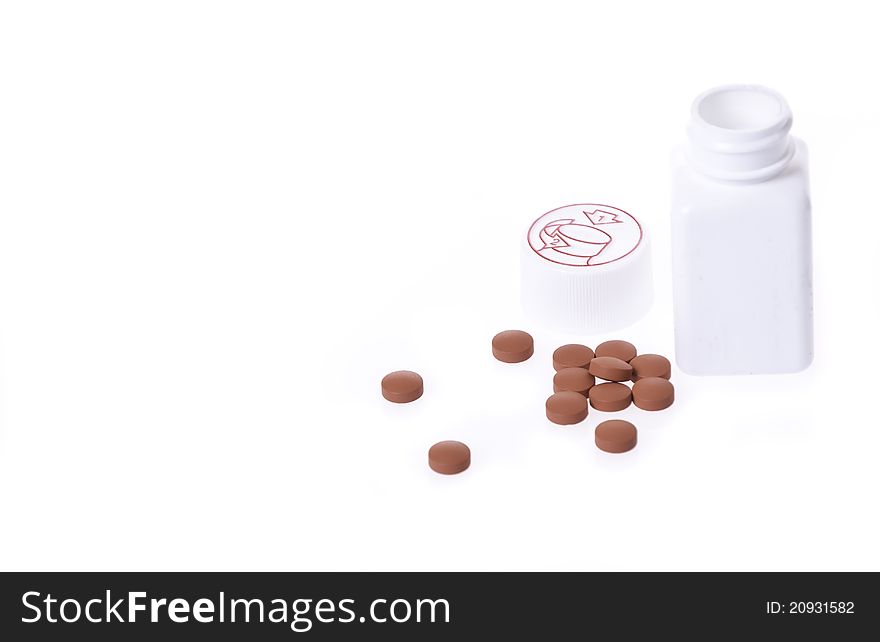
[671,85,813,375]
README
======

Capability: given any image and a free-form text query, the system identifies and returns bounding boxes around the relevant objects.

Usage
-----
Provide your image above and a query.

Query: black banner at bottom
[1,572,876,639]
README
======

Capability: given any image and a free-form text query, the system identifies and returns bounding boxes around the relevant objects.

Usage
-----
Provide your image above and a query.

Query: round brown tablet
[632,377,675,411]
[588,382,632,411]
[595,419,637,453]
[595,339,637,363]
[553,367,595,397]
[492,330,534,363]
[428,441,470,475]
[381,370,424,403]
[588,356,633,382]
[545,391,589,425]
[552,344,594,371]
[629,354,672,381]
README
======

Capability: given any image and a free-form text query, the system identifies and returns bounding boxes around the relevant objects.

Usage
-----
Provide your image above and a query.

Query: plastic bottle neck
[685,85,795,183]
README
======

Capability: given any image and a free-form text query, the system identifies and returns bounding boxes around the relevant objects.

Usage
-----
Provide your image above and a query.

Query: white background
[1,1,878,571]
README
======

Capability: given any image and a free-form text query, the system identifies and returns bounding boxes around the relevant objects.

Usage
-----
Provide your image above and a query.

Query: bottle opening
[696,86,786,132]
[686,84,795,181]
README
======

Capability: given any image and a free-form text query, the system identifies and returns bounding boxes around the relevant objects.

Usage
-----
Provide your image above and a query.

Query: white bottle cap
[520,203,652,334]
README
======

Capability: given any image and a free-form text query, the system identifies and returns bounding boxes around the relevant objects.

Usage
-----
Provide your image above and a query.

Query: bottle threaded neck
[686,85,794,182]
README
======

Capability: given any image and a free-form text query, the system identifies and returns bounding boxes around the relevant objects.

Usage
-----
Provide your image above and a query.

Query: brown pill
[588,382,632,411]
[552,344,594,371]
[545,391,589,425]
[553,367,596,397]
[588,356,633,382]
[595,339,637,363]
[381,370,423,403]
[595,419,638,453]
[632,377,675,411]
[630,354,672,381]
[428,441,471,475]
[492,330,534,363]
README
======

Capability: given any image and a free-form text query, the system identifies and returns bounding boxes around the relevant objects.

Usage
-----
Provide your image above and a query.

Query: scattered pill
[553,367,595,397]
[629,354,671,381]
[387,329,673,472]
[632,377,675,411]
[381,370,424,403]
[595,419,638,453]
[588,356,633,382]
[595,339,637,363]
[588,382,632,411]
[552,344,594,371]
[428,441,471,474]
[545,391,589,425]
[492,330,535,363]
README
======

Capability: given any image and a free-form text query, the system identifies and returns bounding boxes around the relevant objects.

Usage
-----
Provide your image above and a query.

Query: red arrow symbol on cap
[584,209,622,225]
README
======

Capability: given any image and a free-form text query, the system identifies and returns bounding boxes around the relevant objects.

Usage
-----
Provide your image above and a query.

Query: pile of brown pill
[546,338,674,453]
[380,330,675,474]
